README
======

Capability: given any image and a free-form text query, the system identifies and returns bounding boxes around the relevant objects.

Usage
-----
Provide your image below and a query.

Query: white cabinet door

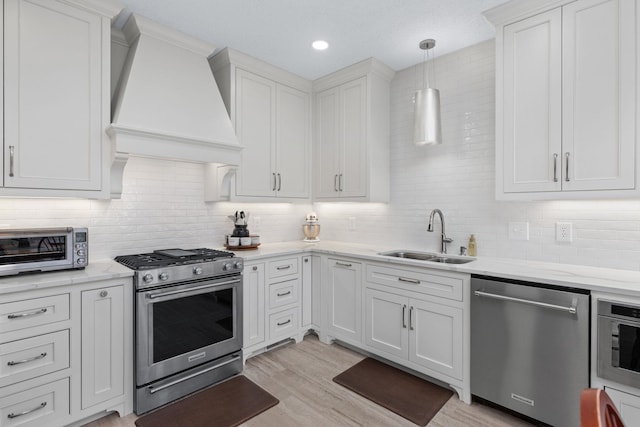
[235,69,276,197]
[275,84,309,198]
[502,8,562,193]
[326,258,362,344]
[314,86,342,198]
[81,285,124,409]
[562,0,636,191]
[4,0,104,191]
[605,387,640,426]
[409,298,463,380]
[364,288,408,359]
[243,263,266,348]
[498,0,637,197]
[339,77,367,198]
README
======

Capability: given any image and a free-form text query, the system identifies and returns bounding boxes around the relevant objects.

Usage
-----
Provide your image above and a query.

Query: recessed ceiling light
[312,40,329,51]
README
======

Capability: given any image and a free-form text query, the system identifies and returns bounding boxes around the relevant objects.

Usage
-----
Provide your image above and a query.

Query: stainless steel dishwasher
[471,275,590,427]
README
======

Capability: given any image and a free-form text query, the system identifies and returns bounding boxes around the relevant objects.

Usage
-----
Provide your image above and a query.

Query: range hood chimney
[109,14,241,198]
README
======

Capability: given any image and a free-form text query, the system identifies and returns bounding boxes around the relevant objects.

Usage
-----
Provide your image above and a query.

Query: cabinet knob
[100,290,108,298]
[252,266,258,271]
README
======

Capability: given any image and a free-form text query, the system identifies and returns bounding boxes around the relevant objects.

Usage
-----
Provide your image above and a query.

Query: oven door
[598,314,640,388]
[136,275,243,386]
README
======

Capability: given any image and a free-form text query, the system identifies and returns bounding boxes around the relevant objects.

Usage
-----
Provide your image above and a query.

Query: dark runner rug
[135,375,278,427]
[333,357,453,426]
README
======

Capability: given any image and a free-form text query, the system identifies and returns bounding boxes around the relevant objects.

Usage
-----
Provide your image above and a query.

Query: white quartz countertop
[227,240,640,297]
[0,260,133,295]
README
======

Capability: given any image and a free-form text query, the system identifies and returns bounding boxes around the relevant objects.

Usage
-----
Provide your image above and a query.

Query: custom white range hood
[109,14,241,198]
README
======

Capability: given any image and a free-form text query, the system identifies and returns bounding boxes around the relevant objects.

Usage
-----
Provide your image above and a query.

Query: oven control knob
[143,274,154,284]
[223,263,233,271]
[193,267,203,275]
[159,272,168,281]
[234,261,243,270]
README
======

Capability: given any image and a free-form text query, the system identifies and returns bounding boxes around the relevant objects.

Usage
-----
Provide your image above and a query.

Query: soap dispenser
[468,234,477,256]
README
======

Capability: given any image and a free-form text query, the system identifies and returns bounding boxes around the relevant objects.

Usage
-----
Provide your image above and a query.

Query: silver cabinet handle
[398,277,420,285]
[276,265,291,270]
[339,173,343,191]
[553,153,558,182]
[565,152,570,182]
[9,146,15,177]
[8,402,47,419]
[409,306,414,330]
[277,319,291,326]
[277,173,281,191]
[8,352,47,366]
[474,290,577,315]
[8,308,47,319]
[402,304,407,328]
[277,290,291,297]
[334,174,339,192]
[335,262,352,267]
[272,173,277,191]
[100,290,108,298]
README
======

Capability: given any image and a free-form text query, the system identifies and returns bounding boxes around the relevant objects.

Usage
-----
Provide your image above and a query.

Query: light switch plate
[508,222,529,241]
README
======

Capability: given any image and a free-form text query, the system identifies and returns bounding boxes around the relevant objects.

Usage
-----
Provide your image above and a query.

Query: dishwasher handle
[474,290,577,315]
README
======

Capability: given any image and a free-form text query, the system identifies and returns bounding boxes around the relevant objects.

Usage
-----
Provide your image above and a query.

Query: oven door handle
[148,354,241,394]
[146,278,241,299]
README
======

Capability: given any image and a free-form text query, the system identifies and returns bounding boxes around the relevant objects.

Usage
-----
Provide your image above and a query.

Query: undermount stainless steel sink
[379,250,475,264]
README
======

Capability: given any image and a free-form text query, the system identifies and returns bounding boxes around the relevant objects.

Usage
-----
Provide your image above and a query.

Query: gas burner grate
[115,248,235,270]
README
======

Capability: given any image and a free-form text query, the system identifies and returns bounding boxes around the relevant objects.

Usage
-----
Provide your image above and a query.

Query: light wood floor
[84,335,534,427]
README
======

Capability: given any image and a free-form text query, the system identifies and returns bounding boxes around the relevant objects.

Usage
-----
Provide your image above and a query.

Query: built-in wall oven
[598,300,640,389]
[116,248,243,414]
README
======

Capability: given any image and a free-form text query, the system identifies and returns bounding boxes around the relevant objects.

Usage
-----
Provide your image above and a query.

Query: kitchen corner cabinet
[209,48,311,201]
[243,256,306,361]
[313,58,394,202]
[325,257,363,345]
[1,0,118,198]
[0,276,133,426]
[489,0,638,199]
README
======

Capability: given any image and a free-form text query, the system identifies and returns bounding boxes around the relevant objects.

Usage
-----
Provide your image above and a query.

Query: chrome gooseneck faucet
[427,209,453,254]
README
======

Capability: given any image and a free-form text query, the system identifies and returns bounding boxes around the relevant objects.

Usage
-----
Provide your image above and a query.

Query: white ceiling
[117,0,509,80]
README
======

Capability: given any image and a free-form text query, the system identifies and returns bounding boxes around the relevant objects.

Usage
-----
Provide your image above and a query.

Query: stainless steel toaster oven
[0,227,88,276]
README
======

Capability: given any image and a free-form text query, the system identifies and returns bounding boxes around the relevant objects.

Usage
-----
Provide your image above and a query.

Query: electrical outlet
[253,216,261,232]
[508,222,529,241]
[556,222,573,243]
[348,217,356,231]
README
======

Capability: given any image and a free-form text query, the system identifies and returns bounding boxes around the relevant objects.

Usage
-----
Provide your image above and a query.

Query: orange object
[580,388,625,427]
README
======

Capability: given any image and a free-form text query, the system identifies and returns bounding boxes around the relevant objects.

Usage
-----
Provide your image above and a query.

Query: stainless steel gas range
[115,248,243,414]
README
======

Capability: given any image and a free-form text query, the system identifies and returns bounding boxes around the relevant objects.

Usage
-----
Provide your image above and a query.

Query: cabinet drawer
[0,377,69,427]
[268,307,298,341]
[268,278,299,310]
[366,264,464,301]
[0,330,69,388]
[268,257,299,279]
[1,294,70,336]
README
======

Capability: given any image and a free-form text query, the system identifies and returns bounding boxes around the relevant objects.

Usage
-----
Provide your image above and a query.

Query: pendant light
[413,39,442,146]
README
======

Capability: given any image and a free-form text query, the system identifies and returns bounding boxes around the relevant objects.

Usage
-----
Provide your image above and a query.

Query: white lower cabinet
[81,285,125,409]
[243,256,305,360]
[364,287,463,380]
[0,276,133,426]
[605,387,640,425]
[326,258,362,345]
[243,263,266,348]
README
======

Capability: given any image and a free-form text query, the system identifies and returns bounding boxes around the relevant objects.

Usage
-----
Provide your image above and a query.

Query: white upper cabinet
[2,0,118,198]
[488,0,638,199]
[209,48,311,201]
[313,59,394,202]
